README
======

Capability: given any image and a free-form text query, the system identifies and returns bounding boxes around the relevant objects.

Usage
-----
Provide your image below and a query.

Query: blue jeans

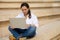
[8,26,36,40]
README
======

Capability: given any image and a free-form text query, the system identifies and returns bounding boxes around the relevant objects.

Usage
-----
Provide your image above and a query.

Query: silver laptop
[9,18,26,29]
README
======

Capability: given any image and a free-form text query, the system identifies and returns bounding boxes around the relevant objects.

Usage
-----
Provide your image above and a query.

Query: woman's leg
[8,26,20,40]
[13,28,27,34]
[18,26,36,38]
[23,26,36,37]
[8,26,27,40]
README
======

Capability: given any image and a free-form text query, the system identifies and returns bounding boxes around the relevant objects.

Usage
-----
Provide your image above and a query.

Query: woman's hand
[26,24,30,27]
[10,25,14,29]
[26,24,35,27]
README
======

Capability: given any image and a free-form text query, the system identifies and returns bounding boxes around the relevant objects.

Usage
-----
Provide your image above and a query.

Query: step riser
[0,3,60,9]
[0,8,60,17]
[0,0,60,2]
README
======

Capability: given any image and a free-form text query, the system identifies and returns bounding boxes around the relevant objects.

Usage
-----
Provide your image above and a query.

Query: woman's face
[21,6,29,15]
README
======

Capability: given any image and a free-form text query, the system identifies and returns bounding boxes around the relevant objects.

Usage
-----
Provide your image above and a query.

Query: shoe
[19,37,26,40]
[16,34,22,40]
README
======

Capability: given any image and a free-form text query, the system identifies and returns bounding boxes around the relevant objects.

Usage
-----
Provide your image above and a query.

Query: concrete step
[0,8,60,21]
[0,36,9,40]
[0,16,60,40]
[51,34,60,40]
[0,0,60,3]
[29,21,60,40]
[1,19,60,40]
[0,2,60,9]
[0,15,60,38]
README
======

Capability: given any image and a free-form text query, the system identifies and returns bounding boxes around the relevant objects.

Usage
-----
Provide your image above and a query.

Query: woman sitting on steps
[8,2,39,40]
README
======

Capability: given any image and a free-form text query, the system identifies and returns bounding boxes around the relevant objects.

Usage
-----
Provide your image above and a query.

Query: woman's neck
[24,14,28,17]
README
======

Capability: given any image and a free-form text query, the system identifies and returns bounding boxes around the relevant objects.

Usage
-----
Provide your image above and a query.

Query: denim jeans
[8,25,36,40]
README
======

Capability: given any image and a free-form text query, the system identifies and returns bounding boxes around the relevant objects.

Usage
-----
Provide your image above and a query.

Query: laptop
[9,18,27,29]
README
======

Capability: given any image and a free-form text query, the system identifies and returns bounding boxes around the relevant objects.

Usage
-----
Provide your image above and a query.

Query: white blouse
[16,12,39,28]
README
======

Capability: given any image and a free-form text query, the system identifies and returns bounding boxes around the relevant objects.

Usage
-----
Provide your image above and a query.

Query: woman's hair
[21,2,31,19]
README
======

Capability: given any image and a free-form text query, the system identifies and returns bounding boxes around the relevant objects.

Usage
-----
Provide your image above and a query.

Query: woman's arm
[32,16,39,28]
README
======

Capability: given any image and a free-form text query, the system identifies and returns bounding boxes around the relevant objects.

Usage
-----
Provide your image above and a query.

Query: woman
[8,2,39,40]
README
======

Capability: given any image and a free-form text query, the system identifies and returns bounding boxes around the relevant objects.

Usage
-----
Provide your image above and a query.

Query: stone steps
[0,2,60,9]
[51,34,60,40]
[0,0,60,21]
[0,0,60,2]
[0,15,60,40]
[0,8,60,21]
[0,0,60,40]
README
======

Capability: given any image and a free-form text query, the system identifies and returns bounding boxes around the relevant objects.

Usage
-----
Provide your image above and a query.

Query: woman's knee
[8,26,13,31]
[29,26,36,30]
[28,26,36,33]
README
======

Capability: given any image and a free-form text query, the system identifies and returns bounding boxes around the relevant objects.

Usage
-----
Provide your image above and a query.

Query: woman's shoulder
[31,12,37,18]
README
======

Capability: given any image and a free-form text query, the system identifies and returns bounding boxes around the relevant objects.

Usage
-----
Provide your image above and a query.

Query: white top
[16,12,39,28]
